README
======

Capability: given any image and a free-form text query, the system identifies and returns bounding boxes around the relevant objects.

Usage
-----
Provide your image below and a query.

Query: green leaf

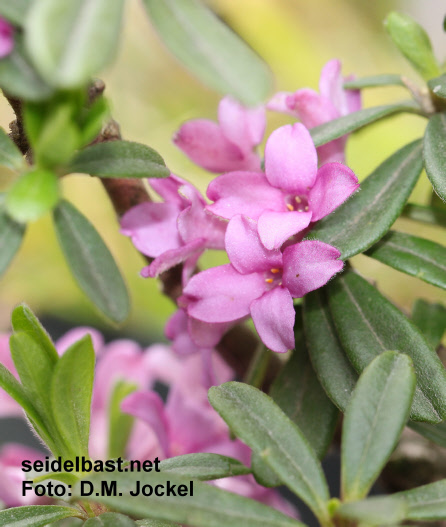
[74,472,302,527]
[402,203,446,228]
[302,289,358,412]
[384,12,440,80]
[343,74,405,90]
[336,496,407,526]
[424,113,446,202]
[0,128,25,171]
[53,200,130,323]
[366,230,446,290]
[51,335,95,457]
[409,420,446,448]
[6,168,59,223]
[137,521,180,527]
[395,479,446,520]
[327,270,446,423]
[307,139,424,259]
[159,453,251,480]
[142,0,272,106]
[428,73,446,99]
[341,351,416,501]
[0,0,32,25]
[208,382,330,523]
[84,513,136,527]
[0,505,81,527]
[309,102,420,148]
[108,381,137,459]
[0,206,25,277]
[25,0,125,88]
[11,304,59,364]
[250,453,281,488]
[68,141,170,179]
[79,96,110,145]
[412,299,446,349]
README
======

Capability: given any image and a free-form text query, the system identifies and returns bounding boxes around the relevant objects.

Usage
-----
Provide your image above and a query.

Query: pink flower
[121,175,226,280]
[0,18,14,59]
[267,59,361,164]
[179,215,343,353]
[208,123,359,250]
[174,96,265,173]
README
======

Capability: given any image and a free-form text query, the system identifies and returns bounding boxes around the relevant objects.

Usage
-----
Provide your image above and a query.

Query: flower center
[285,195,309,212]
[264,267,283,287]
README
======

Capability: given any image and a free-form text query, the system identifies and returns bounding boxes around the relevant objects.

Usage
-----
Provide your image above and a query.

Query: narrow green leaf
[51,335,95,457]
[303,289,358,412]
[209,382,330,523]
[84,513,136,527]
[12,304,59,364]
[424,113,446,202]
[74,472,303,527]
[0,505,81,527]
[142,0,272,106]
[336,496,407,526]
[343,74,405,90]
[68,141,170,179]
[328,270,446,423]
[309,102,420,147]
[0,128,25,171]
[250,453,281,488]
[412,299,446,349]
[108,381,137,459]
[0,0,32,25]
[159,453,251,480]
[402,203,446,227]
[25,0,125,88]
[395,479,446,520]
[366,230,446,290]
[53,200,130,323]
[6,168,59,223]
[137,521,180,527]
[0,207,25,276]
[307,139,424,259]
[428,74,446,99]
[409,420,446,448]
[341,351,416,501]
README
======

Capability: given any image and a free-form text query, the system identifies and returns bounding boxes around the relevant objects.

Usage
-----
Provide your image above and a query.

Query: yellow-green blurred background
[0,0,445,341]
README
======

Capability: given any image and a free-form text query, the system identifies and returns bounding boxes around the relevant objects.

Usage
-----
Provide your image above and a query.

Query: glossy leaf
[74,472,303,527]
[0,127,25,171]
[84,513,137,527]
[307,139,423,259]
[336,496,407,526]
[25,0,125,88]
[309,102,420,147]
[341,351,416,501]
[428,74,446,99]
[209,382,330,523]
[0,207,25,277]
[0,505,81,527]
[108,381,137,459]
[53,200,130,323]
[424,113,446,202]
[0,0,31,25]
[68,141,170,179]
[395,479,446,520]
[366,230,446,290]
[343,74,405,89]
[159,453,251,480]
[51,335,95,457]
[142,0,272,106]
[412,299,446,349]
[328,270,446,423]
[402,203,446,227]
[303,289,358,412]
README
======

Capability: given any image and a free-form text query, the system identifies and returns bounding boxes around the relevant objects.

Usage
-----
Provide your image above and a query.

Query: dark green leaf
[428,74,446,99]
[424,113,446,202]
[159,453,251,480]
[402,203,446,227]
[208,382,330,523]
[68,141,169,179]
[142,0,272,106]
[74,472,302,527]
[336,496,407,526]
[0,0,31,25]
[0,207,25,276]
[309,102,420,147]
[84,513,136,527]
[412,299,446,349]
[303,289,358,412]
[341,352,416,501]
[137,521,179,527]
[366,230,446,290]
[0,127,25,171]
[431,191,446,211]
[250,453,281,488]
[108,381,137,459]
[343,74,405,90]
[328,270,446,423]
[395,479,446,520]
[53,200,130,323]
[409,420,446,448]
[25,0,125,88]
[0,505,81,527]
[51,335,95,457]
[307,140,423,259]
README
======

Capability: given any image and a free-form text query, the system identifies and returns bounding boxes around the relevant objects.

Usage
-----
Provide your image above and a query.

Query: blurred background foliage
[0,0,444,342]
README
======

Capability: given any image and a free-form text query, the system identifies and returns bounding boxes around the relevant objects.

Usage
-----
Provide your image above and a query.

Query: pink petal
[319,59,345,112]
[207,172,286,221]
[148,175,186,207]
[258,210,312,250]
[309,162,359,221]
[173,119,246,173]
[142,238,205,278]
[188,317,232,348]
[264,123,318,194]
[250,288,295,353]
[0,19,13,59]
[183,264,266,323]
[344,75,362,114]
[266,91,297,116]
[286,89,339,128]
[165,309,198,355]
[283,240,343,297]
[225,215,283,274]
[56,327,104,356]
[121,202,181,257]
[218,96,265,150]
[316,139,347,165]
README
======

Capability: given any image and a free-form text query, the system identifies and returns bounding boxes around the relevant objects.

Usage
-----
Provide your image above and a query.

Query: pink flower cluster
[122,60,360,353]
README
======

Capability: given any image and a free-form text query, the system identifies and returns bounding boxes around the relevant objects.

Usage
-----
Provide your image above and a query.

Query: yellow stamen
[295,196,302,204]
[265,278,274,283]
[286,203,294,211]
[270,268,280,274]
[304,206,309,211]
